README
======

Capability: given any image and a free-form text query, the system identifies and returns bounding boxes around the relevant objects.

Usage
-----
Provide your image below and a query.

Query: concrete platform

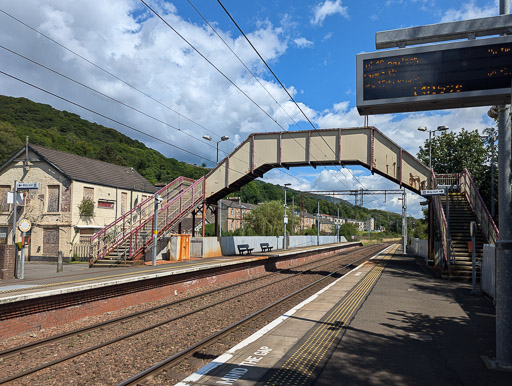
[0,242,360,305]
[179,245,509,386]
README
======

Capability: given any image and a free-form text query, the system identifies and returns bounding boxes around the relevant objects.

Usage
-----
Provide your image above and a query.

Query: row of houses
[218,197,375,234]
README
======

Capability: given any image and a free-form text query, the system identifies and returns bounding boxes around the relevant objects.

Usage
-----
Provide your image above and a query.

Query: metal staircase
[89,176,205,267]
[433,169,498,280]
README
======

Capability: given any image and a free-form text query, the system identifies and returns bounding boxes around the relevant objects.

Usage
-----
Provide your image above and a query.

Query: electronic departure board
[356,35,512,115]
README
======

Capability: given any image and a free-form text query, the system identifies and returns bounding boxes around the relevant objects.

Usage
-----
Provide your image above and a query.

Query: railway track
[119,243,392,385]
[0,243,388,385]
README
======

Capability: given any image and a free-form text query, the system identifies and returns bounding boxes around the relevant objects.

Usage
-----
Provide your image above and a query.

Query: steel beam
[376,14,512,49]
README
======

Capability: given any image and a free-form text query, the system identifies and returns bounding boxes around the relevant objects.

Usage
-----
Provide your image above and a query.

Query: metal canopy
[376,14,512,49]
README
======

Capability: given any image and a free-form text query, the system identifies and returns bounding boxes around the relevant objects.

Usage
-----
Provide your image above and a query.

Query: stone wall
[0,245,15,280]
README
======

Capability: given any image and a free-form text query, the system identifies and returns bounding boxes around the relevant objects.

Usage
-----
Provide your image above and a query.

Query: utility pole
[337,208,340,242]
[152,193,159,266]
[401,189,407,253]
[496,0,512,368]
[284,184,291,249]
[317,201,320,246]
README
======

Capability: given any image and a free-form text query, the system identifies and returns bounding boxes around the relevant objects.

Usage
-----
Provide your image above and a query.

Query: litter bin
[467,241,473,253]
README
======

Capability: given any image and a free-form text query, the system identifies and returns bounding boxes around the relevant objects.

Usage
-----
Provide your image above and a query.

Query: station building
[0,144,156,260]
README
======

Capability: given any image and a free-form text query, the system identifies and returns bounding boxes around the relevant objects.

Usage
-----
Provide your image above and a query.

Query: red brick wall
[0,245,15,280]
[0,243,361,339]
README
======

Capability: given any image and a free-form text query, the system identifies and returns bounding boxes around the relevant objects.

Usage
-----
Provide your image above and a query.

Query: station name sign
[16,182,40,190]
[357,35,512,115]
[421,189,445,196]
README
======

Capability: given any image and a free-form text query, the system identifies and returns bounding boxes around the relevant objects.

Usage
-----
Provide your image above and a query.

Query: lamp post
[203,135,229,163]
[417,125,449,169]
[284,183,291,249]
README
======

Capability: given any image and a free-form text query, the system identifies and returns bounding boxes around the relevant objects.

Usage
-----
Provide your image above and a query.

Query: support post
[495,0,512,361]
[57,251,63,273]
[152,193,159,266]
[402,189,407,253]
[428,200,434,263]
[192,210,196,237]
[471,221,477,294]
[202,202,206,238]
[317,201,320,246]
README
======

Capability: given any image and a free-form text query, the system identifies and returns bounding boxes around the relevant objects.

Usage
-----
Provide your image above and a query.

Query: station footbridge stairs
[88,126,495,278]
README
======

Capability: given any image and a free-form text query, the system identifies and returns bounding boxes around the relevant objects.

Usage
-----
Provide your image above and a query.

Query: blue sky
[0,0,500,217]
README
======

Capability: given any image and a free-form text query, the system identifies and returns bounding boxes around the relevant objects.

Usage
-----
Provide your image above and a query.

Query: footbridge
[89,127,432,266]
[205,126,431,203]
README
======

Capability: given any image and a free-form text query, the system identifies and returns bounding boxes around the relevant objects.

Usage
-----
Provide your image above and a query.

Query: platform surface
[0,242,359,304]
[180,245,509,386]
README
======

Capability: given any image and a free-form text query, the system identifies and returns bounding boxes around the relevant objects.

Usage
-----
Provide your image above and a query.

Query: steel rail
[118,244,391,385]
[0,244,385,384]
[0,243,367,359]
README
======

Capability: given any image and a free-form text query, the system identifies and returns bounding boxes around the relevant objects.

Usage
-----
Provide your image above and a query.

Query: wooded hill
[0,95,406,230]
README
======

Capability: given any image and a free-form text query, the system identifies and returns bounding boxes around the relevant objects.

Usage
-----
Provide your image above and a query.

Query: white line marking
[177,243,396,385]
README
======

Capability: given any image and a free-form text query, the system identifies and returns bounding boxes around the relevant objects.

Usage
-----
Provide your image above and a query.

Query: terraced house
[0,143,156,261]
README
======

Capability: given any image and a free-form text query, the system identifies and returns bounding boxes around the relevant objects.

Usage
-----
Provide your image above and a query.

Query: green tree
[339,223,358,240]
[244,201,298,236]
[417,128,494,216]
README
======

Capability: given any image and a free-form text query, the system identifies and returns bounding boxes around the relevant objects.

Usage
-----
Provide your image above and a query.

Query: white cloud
[311,0,349,26]
[293,37,314,48]
[0,0,293,166]
[440,0,497,22]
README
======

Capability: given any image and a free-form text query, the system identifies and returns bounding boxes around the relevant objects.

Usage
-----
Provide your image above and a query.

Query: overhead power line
[0,69,215,164]
[215,0,373,199]
[0,7,303,183]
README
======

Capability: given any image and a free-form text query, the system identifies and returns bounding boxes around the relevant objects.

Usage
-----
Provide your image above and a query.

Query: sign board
[16,182,40,190]
[284,216,288,224]
[7,192,24,205]
[421,189,445,196]
[17,218,31,233]
[356,35,512,115]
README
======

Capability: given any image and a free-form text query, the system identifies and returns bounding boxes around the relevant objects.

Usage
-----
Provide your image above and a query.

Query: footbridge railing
[431,171,452,268]
[459,169,499,244]
[89,176,202,265]
[204,127,432,203]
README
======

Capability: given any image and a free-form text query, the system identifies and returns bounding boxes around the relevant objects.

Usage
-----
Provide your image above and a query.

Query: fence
[220,235,348,256]
[72,242,91,262]
[482,244,496,299]
[409,238,443,266]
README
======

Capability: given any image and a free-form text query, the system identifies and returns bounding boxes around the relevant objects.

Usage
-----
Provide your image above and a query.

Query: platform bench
[260,243,273,252]
[237,244,254,255]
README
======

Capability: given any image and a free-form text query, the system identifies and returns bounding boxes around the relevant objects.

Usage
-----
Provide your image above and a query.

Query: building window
[47,185,60,212]
[0,227,8,244]
[79,228,95,243]
[83,187,94,200]
[43,228,59,255]
[0,185,9,212]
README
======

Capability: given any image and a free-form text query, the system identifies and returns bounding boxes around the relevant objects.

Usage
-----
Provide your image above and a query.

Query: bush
[79,197,95,217]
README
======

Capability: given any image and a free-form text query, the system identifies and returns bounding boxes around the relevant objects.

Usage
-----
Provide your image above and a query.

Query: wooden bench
[237,244,254,255]
[260,243,273,252]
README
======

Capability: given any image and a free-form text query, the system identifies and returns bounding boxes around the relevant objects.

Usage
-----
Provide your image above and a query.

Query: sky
[0,0,501,218]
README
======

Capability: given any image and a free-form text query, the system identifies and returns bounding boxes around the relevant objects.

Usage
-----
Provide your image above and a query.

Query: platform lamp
[203,135,229,163]
[417,126,449,169]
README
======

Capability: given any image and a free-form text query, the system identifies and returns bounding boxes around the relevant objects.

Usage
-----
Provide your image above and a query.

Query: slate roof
[27,144,157,193]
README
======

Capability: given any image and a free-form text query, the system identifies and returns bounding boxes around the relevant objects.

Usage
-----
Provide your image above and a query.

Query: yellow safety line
[265,245,397,385]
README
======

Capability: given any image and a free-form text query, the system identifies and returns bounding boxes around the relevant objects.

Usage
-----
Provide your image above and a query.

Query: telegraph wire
[215,0,373,199]
[0,8,303,183]
[139,0,285,131]
[0,44,218,151]
[0,70,216,164]
[139,0,349,189]
[0,9,220,143]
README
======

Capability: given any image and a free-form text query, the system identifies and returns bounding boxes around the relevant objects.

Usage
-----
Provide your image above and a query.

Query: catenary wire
[142,0,355,192]
[0,8,303,183]
[215,0,374,200]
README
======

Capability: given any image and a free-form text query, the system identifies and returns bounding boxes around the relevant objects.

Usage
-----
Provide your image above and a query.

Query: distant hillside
[0,95,207,184]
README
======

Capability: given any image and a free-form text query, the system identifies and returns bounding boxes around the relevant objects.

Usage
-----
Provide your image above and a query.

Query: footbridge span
[205,127,431,203]
[90,127,431,266]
